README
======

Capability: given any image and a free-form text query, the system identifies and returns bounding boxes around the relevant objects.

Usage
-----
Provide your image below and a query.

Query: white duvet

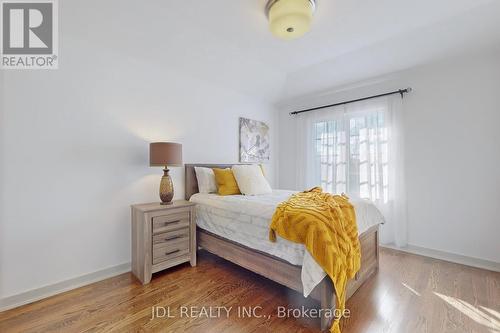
[190,190,384,297]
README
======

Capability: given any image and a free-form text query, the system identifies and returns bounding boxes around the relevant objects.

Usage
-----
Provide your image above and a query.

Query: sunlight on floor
[434,292,500,332]
[401,282,420,296]
[481,307,500,321]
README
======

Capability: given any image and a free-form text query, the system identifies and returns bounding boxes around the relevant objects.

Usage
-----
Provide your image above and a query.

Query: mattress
[190,190,384,296]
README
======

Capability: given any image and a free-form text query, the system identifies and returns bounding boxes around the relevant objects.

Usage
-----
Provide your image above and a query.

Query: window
[298,95,407,245]
[313,109,389,203]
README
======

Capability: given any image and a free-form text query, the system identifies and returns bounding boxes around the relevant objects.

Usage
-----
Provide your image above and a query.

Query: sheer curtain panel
[295,96,408,247]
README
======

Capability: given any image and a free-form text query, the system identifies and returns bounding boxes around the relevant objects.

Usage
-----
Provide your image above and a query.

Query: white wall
[278,48,500,263]
[0,1,283,299]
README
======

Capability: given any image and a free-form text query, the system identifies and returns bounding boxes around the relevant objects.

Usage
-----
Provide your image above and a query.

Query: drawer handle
[164,220,180,225]
[165,235,184,241]
[165,249,180,256]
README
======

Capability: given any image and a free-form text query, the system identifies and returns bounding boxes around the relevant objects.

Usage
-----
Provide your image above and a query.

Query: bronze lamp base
[159,168,174,205]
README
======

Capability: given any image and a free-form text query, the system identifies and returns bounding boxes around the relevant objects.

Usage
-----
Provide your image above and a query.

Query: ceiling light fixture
[266,0,316,40]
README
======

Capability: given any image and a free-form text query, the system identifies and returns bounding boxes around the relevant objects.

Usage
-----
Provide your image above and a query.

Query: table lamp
[149,142,182,205]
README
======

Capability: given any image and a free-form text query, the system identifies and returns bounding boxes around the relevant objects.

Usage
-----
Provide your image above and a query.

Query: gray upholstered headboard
[185,164,241,200]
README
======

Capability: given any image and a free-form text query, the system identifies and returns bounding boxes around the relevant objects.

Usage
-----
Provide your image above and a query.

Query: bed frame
[185,164,379,331]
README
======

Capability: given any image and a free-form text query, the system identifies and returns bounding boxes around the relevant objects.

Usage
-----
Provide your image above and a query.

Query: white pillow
[194,167,217,193]
[232,164,272,196]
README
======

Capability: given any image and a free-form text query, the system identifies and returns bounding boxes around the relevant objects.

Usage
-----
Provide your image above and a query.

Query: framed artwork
[239,117,270,163]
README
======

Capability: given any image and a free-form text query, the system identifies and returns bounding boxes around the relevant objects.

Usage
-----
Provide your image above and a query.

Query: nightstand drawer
[152,212,189,234]
[153,228,189,246]
[153,240,190,265]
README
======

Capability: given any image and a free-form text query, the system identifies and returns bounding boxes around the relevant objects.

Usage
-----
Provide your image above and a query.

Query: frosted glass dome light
[266,0,316,40]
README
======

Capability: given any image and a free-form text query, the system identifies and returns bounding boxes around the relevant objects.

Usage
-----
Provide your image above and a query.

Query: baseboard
[381,243,500,272]
[0,262,131,312]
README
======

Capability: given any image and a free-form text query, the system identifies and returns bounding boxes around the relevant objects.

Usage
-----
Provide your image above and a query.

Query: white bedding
[190,190,384,296]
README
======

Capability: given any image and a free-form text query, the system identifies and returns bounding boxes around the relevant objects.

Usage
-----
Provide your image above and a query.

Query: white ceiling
[173,0,500,71]
[284,0,500,97]
[66,0,500,101]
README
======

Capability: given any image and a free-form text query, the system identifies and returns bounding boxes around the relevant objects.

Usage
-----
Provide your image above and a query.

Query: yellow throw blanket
[269,187,361,333]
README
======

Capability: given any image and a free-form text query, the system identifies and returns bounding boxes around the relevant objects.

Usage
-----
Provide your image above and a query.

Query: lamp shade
[268,0,314,40]
[149,142,183,167]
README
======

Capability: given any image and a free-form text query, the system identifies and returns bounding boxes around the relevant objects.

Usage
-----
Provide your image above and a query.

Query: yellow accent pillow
[212,168,241,195]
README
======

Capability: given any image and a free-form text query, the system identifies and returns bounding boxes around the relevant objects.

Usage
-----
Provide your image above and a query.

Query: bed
[185,164,382,331]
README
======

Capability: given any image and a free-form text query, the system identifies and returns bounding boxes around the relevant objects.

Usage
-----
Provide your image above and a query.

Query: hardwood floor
[1,248,499,333]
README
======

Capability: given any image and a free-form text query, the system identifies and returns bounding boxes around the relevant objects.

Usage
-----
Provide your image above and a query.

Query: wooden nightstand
[131,200,196,284]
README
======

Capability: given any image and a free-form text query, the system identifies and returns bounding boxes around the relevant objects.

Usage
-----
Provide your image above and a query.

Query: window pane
[313,108,387,202]
[314,119,345,194]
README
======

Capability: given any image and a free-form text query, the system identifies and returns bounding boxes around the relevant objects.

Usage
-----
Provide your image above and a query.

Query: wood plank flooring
[0,248,499,333]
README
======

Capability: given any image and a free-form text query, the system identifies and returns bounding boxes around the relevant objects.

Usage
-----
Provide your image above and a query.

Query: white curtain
[295,95,408,247]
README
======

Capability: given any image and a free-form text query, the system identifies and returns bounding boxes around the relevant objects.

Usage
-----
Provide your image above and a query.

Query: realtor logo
[1,0,58,69]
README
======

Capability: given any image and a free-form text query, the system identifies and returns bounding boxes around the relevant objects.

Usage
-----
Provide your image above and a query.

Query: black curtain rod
[289,87,412,115]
